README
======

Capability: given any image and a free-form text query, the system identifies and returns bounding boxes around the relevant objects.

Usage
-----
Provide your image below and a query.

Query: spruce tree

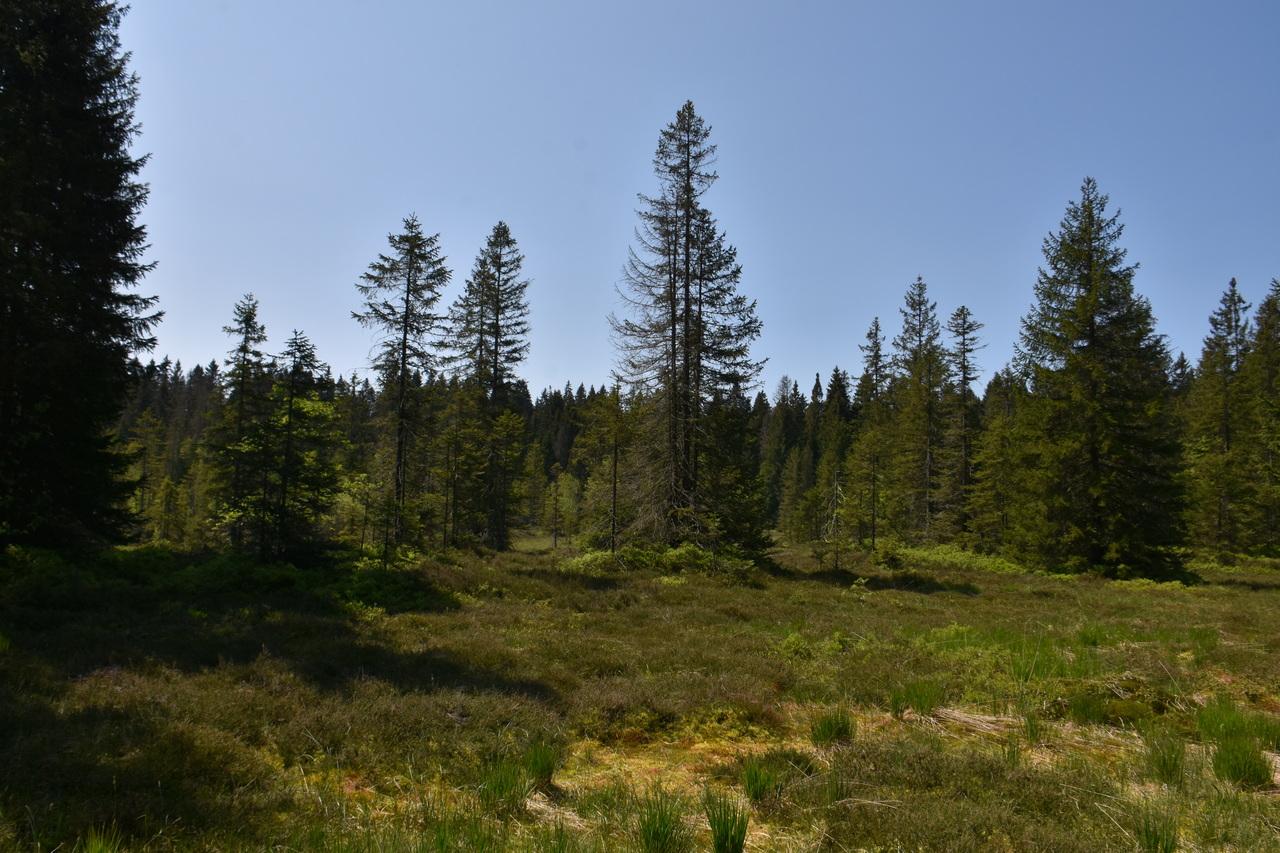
[211,295,272,549]
[1242,279,1280,551]
[353,215,450,549]
[967,368,1030,552]
[1184,280,1254,553]
[886,277,948,541]
[611,101,762,544]
[845,318,890,549]
[937,306,985,539]
[446,221,531,404]
[0,0,160,543]
[270,331,339,555]
[1015,178,1182,575]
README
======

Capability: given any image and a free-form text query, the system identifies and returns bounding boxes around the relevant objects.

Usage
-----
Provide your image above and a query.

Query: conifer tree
[446,221,531,404]
[353,215,450,549]
[845,318,891,549]
[1015,178,1182,575]
[270,331,339,555]
[612,101,763,544]
[758,377,804,523]
[1243,279,1280,551]
[886,277,949,540]
[574,385,637,551]
[1184,280,1253,552]
[211,295,272,549]
[967,368,1030,551]
[937,306,985,539]
[1,0,160,543]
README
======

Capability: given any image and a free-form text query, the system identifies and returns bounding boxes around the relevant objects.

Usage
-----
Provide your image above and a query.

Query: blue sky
[122,0,1280,397]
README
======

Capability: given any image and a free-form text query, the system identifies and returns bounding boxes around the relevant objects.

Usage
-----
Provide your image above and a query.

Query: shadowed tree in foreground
[0,0,159,544]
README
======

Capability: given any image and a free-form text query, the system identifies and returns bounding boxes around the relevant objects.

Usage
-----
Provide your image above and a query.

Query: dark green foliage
[0,0,160,544]
[1242,279,1280,552]
[1067,692,1107,725]
[1013,178,1183,575]
[1184,279,1255,552]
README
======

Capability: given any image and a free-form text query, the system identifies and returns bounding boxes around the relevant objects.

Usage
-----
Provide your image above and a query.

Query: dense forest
[5,2,1280,581]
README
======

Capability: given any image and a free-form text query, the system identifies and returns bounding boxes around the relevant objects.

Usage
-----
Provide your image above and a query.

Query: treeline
[5,3,1278,578]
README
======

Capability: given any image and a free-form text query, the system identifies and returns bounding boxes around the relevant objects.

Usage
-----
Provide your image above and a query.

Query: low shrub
[896,543,1027,575]
[560,550,621,577]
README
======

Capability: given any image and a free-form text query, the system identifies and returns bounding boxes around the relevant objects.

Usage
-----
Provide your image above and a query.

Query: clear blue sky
[122,0,1280,397]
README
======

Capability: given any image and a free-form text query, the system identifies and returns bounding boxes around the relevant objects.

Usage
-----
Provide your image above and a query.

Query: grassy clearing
[1,539,1279,850]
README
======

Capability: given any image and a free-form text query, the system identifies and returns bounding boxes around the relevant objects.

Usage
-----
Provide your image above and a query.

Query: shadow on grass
[510,565,622,591]
[0,546,557,699]
[0,688,286,846]
[1209,576,1280,592]
[0,546,561,848]
[759,557,980,596]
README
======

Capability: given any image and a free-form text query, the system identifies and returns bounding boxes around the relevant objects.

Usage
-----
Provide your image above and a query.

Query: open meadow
[2,540,1278,851]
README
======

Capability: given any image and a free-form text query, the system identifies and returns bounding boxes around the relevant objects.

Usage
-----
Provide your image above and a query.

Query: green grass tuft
[1198,695,1249,741]
[1212,736,1273,789]
[740,755,781,803]
[890,679,945,717]
[1142,729,1186,787]
[634,785,692,853]
[76,826,124,853]
[1022,709,1044,745]
[476,759,533,816]
[702,789,748,853]
[523,738,564,790]
[1133,802,1178,853]
[810,707,855,747]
